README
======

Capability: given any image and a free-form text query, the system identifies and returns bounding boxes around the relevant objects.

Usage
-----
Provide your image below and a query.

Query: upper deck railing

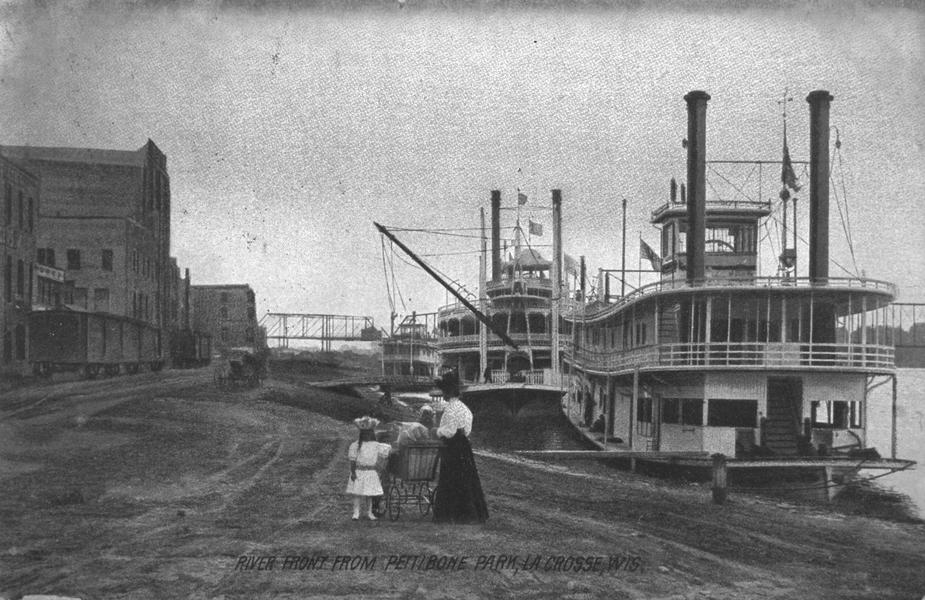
[568,341,894,375]
[436,332,552,350]
[573,275,897,322]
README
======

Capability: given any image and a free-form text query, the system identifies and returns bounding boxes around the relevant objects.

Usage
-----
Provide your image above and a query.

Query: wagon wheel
[388,483,402,521]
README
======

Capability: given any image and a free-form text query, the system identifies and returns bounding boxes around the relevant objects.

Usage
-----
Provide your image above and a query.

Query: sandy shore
[1,370,923,599]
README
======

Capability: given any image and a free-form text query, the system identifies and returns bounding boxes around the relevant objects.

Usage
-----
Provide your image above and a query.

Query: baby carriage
[382,441,442,521]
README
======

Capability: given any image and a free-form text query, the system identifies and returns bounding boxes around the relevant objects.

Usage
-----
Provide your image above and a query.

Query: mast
[621,198,627,297]
[374,222,519,351]
[479,207,488,381]
[551,190,562,384]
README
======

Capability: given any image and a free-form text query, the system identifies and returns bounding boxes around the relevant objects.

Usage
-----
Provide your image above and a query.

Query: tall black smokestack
[684,91,710,285]
[491,190,501,282]
[670,178,677,203]
[807,90,832,284]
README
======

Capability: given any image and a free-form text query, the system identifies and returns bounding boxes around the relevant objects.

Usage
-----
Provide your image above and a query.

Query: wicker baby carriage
[383,441,442,521]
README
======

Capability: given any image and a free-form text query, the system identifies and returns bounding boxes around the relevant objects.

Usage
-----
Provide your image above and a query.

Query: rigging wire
[829,133,860,276]
[379,236,395,317]
[765,211,859,278]
[386,240,407,313]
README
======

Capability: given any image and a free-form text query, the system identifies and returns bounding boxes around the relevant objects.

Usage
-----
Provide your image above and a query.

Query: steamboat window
[707,399,757,427]
[811,400,862,429]
[636,397,654,437]
[662,398,703,425]
[705,223,757,254]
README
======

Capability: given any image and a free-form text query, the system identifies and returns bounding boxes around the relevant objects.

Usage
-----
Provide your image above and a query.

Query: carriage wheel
[388,483,402,521]
[417,483,432,515]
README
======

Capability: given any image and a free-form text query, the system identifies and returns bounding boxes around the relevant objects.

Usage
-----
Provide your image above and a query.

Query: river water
[866,368,925,518]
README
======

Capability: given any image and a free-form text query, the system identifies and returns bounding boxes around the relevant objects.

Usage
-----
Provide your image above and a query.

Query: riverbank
[1,372,923,599]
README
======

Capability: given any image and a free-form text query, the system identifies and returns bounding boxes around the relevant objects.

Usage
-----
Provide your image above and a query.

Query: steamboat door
[765,377,803,455]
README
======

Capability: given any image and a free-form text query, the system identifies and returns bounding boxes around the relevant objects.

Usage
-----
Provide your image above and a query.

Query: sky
[1,1,923,338]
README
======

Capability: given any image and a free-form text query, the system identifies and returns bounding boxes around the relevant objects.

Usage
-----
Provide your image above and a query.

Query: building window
[2,330,10,364]
[220,327,228,342]
[28,198,33,232]
[220,306,228,319]
[17,191,23,229]
[4,183,10,226]
[245,328,254,343]
[14,324,25,361]
[4,255,10,302]
[221,292,229,303]
[101,249,113,271]
[67,249,81,270]
[74,287,87,308]
[16,260,24,296]
[247,307,255,320]
[37,248,56,268]
[94,288,110,313]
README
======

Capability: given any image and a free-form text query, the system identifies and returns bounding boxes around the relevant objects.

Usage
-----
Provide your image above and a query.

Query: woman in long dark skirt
[432,370,488,524]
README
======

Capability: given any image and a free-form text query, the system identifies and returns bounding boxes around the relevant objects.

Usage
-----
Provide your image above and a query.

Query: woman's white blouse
[436,398,472,438]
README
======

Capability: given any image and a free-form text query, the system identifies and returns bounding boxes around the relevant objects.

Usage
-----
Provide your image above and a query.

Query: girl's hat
[354,416,380,430]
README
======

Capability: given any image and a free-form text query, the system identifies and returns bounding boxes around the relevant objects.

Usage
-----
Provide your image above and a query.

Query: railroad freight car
[169,328,212,368]
[29,309,164,377]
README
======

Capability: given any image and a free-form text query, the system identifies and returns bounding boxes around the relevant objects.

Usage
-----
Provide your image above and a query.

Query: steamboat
[560,90,913,494]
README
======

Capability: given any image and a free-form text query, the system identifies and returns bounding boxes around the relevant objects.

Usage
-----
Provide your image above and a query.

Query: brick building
[0,155,39,376]
[190,284,259,352]
[1,141,172,356]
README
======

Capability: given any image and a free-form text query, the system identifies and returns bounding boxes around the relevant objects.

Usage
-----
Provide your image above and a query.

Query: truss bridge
[260,313,380,350]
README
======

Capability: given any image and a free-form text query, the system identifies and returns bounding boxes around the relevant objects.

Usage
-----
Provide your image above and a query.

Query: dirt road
[1,372,923,599]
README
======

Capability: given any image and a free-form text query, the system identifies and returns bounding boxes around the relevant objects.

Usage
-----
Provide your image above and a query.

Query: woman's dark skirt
[433,429,489,524]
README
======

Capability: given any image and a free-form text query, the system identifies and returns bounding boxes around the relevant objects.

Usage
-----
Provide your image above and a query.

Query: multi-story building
[0,155,39,376]
[190,284,259,352]
[0,141,172,356]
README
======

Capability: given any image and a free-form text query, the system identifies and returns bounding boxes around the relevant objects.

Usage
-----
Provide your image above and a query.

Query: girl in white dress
[346,416,392,521]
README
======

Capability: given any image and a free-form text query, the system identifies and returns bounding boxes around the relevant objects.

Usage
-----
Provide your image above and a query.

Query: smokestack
[552,189,562,286]
[807,90,833,283]
[684,90,710,285]
[670,178,677,203]
[491,190,501,282]
[579,255,586,300]
[550,189,562,382]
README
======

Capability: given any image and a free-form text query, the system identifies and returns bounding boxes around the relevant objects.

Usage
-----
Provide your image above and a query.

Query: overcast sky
[1,1,923,335]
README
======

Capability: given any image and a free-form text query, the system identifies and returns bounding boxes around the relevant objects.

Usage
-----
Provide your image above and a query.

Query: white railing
[572,276,897,323]
[569,341,895,373]
[436,332,552,349]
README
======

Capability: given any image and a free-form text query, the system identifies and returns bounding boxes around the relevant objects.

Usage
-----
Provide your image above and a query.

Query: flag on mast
[517,192,528,205]
[640,239,662,272]
[781,124,801,193]
[528,220,543,236]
